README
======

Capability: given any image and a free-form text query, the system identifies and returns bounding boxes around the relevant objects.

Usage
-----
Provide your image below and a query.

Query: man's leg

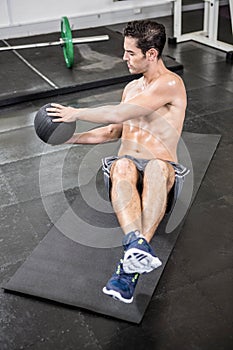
[122,159,175,273]
[110,157,142,234]
[141,159,175,242]
[103,158,175,302]
[103,157,142,303]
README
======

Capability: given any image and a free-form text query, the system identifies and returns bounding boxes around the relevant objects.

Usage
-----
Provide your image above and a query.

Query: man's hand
[46,103,79,123]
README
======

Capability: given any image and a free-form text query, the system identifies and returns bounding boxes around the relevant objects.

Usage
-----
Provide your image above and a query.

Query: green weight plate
[61,16,74,68]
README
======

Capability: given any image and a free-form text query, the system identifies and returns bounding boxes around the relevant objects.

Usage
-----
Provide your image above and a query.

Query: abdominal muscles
[118,126,179,162]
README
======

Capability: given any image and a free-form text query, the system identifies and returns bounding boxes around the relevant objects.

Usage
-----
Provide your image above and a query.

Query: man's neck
[143,58,166,85]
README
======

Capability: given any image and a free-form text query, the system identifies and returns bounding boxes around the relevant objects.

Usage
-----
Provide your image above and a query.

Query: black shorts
[102,155,190,215]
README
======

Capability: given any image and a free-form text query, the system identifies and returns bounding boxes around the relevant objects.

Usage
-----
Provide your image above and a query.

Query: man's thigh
[143,159,175,193]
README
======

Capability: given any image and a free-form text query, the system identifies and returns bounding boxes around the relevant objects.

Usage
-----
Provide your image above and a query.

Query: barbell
[0,16,109,68]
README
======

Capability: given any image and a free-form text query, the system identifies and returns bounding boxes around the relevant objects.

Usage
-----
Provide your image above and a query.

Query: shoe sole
[102,287,133,303]
[123,248,162,274]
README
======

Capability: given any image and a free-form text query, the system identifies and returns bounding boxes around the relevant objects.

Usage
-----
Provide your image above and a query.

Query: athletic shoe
[102,259,139,303]
[122,231,162,274]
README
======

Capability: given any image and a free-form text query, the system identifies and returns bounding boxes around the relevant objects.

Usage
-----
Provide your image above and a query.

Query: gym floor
[0,7,233,350]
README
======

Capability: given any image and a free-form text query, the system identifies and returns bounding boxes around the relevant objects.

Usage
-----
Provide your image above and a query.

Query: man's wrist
[74,107,86,121]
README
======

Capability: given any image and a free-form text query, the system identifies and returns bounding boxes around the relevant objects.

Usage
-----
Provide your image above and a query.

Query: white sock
[134,230,145,239]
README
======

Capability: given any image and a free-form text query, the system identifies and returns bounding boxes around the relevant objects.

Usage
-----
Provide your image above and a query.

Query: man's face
[123,36,147,74]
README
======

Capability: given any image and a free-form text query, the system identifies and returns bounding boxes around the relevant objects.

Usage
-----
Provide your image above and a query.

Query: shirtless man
[47,20,189,303]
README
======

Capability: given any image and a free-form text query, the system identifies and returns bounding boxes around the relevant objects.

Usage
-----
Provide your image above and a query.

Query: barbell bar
[0,16,109,68]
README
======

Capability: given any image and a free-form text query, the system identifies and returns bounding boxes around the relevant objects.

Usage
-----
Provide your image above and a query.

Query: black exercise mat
[0,28,183,107]
[3,132,220,323]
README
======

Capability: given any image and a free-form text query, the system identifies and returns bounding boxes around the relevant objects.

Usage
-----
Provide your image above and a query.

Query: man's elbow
[109,109,126,124]
[110,115,123,124]
[108,103,145,123]
[107,124,122,140]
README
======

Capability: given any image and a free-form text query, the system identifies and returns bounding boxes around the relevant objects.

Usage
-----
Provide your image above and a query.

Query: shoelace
[114,261,139,285]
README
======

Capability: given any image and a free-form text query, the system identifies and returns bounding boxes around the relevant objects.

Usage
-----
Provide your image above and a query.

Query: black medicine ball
[34,103,76,145]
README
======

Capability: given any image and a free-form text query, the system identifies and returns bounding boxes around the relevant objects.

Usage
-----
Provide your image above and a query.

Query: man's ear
[146,48,158,61]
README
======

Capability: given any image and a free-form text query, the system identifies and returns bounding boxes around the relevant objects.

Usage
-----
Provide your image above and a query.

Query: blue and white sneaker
[122,231,162,274]
[103,259,139,303]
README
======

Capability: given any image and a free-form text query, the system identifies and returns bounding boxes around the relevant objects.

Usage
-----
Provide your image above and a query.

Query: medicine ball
[34,103,76,145]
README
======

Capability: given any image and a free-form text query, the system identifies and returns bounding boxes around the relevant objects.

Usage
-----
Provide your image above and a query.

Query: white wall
[0,0,173,39]
[5,0,113,24]
[0,0,10,27]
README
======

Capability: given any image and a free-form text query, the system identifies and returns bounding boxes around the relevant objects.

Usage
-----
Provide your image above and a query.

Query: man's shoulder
[125,77,142,89]
[153,71,185,94]
[159,70,182,83]
[122,78,142,100]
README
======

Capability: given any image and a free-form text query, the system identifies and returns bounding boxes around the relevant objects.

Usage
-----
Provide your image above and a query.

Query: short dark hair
[123,20,166,58]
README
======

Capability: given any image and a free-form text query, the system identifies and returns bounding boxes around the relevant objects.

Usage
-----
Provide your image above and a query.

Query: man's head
[123,20,166,59]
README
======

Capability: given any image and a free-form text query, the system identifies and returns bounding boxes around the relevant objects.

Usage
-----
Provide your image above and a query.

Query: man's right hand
[46,103,80,123]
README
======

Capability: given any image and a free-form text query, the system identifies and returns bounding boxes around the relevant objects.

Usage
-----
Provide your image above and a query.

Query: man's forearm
[47,102,150,124]
[75,105,119,124]
[76,103,150,124]
[66,124,122,144]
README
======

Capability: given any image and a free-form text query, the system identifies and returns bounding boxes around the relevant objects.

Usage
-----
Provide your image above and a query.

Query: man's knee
[110,157,138,181]
[144,159,174,187]
[145,159,167,176]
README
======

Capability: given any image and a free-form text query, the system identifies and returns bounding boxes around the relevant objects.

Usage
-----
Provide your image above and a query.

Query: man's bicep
[117,101,151,121]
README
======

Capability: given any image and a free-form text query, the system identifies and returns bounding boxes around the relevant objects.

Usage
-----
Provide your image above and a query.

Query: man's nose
[123,52,128,61]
